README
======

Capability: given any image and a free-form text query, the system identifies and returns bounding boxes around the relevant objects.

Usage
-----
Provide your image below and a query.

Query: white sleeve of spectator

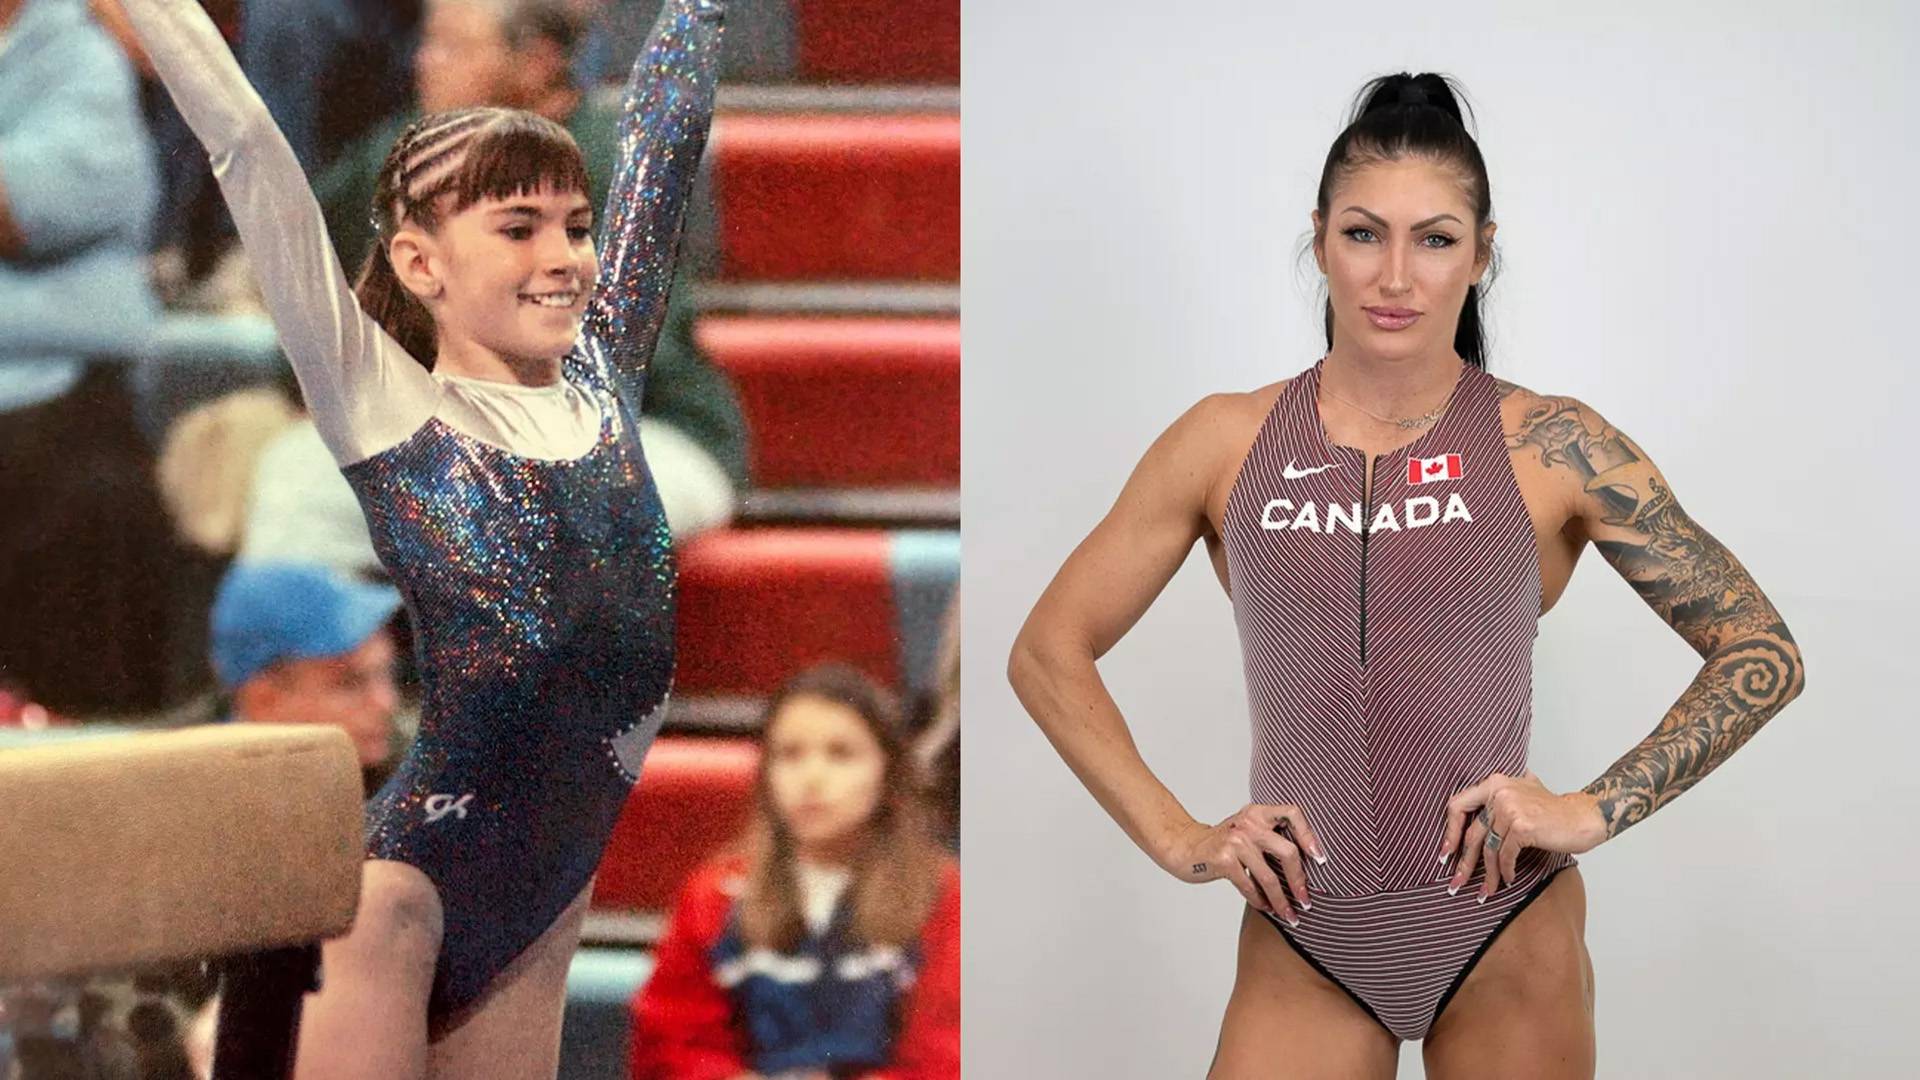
[115,0,437,466]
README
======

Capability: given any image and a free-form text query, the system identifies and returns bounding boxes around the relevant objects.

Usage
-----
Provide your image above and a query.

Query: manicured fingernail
[1447,883,1458,896]
[1314,847,1328,863]
[1288,917,1301,928]
[1476,892,1488,905]
[1301,899,1312,911]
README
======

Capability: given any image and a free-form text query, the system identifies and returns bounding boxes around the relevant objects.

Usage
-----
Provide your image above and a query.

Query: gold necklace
[1321,368,1457,430]
[1321,387,1448,430]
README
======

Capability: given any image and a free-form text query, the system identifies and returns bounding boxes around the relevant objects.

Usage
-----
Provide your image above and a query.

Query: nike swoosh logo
[1283,461,1339,479]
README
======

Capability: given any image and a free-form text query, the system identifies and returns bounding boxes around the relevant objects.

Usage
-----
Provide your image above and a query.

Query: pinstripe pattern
[1220,357,1575,1041]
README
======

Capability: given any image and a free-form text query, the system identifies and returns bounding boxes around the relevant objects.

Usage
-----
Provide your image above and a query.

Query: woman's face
[764,694,889,859]
[1311,157,1494,361]
[407,181,600,366]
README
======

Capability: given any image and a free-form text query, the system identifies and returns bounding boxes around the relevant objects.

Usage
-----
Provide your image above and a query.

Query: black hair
[352,107,591,369]
[1302,72,1499,369]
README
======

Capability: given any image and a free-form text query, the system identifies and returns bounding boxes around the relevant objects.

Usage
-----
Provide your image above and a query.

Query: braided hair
[1304,73,1499,369]
[352,106,591,369]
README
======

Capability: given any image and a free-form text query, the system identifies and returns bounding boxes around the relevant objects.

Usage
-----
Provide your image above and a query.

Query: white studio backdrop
[961,2,1917,1077]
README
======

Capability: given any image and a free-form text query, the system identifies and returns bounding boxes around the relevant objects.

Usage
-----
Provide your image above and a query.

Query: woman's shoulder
[1483,369,1602,442]
[1189,374,1292,420]
[1143,377,1292,473]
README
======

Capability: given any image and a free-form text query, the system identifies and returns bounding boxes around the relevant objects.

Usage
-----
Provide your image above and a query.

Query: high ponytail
[1303,72,1499,369]
[356,105,593,371]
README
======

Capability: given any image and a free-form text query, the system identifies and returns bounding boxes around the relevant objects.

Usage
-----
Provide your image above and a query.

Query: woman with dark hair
[1008,72,1806,1077]
[632,663,960,1080]
[114,0,722,1074]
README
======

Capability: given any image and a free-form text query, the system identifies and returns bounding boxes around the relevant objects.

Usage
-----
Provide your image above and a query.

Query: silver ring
[1477,806,1502,850]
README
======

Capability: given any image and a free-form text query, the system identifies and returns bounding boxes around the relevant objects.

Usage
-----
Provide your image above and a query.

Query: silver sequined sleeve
[579,0,724,396]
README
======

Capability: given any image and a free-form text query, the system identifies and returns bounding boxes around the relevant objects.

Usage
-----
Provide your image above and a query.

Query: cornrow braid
[372,107,497,240]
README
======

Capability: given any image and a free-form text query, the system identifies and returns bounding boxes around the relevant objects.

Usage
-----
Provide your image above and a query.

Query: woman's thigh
[1208,906,1400,1080]
[1422,865,1596,1080]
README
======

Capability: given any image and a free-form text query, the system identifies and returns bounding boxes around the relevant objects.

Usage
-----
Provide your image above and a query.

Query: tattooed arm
[1500,383,1807,842]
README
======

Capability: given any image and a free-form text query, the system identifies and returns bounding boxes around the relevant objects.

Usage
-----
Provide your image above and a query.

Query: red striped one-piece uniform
[1219,355,1575,1042]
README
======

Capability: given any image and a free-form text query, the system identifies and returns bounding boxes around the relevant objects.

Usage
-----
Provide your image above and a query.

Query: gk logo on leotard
[424,793,474,823]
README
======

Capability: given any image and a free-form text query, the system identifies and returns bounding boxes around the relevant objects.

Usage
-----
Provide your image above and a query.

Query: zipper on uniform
[1358,454,1373,666]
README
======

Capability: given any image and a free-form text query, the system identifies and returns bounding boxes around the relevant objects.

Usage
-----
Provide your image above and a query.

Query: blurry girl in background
[632,663,960,1080]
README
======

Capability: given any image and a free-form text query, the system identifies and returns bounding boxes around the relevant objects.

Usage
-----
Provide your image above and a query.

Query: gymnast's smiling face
[1310,157,1495,364]
[763,693,889,862]
[392,181,601,375]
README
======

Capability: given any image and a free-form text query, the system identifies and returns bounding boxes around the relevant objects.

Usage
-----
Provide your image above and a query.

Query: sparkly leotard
[123,0,722,1020]
[1221,357,1575,1041]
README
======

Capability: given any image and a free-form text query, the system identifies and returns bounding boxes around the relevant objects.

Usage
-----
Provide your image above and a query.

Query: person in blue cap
[211,559,404,789]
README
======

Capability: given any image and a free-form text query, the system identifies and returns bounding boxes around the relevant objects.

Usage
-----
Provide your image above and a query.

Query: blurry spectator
[632,663,960,1080]
[112,0,421,294]
[154,384,297,556]
[236,409,386,578]
[318,0,611,280]
[238,0,423,177]
[564,0,614,88]
[0,963,212,1080]
[279,0,746,549]
[209,560,404,794]
[0,0,187,715]
[595,0,793,85]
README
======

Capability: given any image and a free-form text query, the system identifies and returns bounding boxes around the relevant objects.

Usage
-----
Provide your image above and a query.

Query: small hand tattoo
[1192,862,1207,875]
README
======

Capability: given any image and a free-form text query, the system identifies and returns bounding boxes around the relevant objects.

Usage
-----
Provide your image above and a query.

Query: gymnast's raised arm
[115,0,435,465]
[579,0,723,396]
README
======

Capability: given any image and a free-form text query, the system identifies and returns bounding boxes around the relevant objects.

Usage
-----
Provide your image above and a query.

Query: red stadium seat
[790,0,960,84]
[592,735,760,912]
[710,113,959,281]
[696,315,959,488]
[673,527,898,696]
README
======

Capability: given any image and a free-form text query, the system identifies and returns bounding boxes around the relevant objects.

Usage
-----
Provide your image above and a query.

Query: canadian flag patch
[1407,453,1463,485]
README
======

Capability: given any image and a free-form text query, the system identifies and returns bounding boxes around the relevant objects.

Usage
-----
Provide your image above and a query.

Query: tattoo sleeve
[1505,391,1807,841]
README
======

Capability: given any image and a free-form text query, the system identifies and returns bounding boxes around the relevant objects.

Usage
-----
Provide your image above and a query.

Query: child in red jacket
[631,664,960,1080]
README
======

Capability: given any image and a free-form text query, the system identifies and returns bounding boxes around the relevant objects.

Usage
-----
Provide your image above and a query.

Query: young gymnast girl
[116,0,724,1075]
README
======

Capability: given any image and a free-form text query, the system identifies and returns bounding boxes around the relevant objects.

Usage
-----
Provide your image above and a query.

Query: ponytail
[352,241,440,370]
[1304,72,1500,370]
